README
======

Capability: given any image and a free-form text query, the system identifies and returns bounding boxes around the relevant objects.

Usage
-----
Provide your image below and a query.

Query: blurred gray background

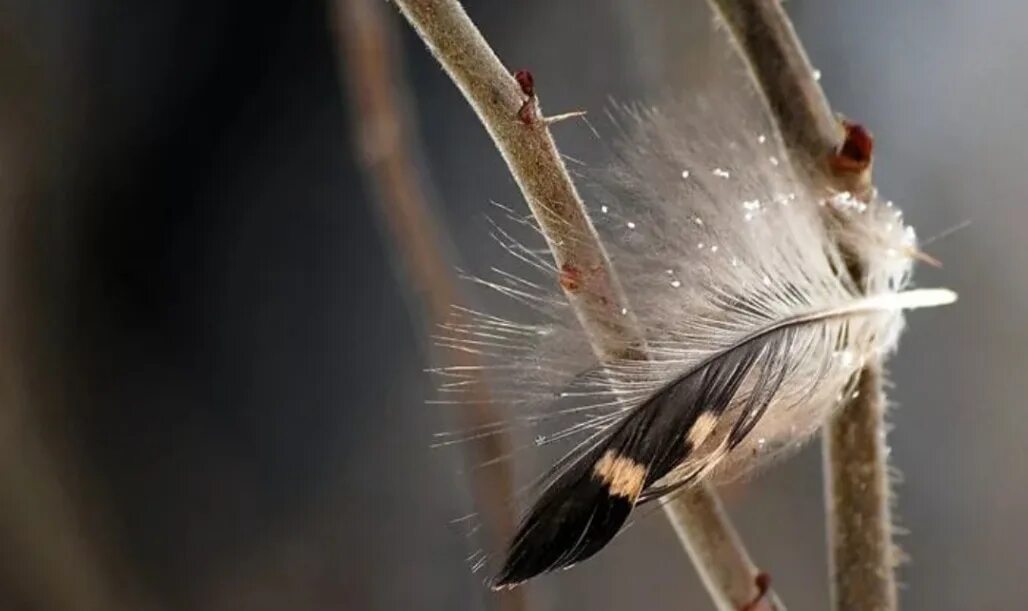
[0,0,1017,610]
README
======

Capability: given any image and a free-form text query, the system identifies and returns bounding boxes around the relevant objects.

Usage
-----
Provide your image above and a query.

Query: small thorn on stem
[828,118,874,197]
[514,69,537,124]
[516,102,535,124]
[739,572,774,611]
[512,69,584,127]
[830,119,874,174]
[514,69,535,97]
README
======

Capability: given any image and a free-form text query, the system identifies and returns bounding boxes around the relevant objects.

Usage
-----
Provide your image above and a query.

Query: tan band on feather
[592,450,646,499]
[687,411,719,448]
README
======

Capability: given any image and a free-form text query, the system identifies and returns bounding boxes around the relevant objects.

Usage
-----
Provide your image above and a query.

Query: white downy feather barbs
[432,93,955,586]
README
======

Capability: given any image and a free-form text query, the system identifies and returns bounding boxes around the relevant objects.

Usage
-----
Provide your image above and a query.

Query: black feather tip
[493,322,802,588]
[491,450,640,589]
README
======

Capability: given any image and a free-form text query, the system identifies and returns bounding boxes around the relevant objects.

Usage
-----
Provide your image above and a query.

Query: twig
[331,2,524,610]
[705,0,841,185]
[392,1,781,609]
[707,1,898,609]
[665,489,784,611]
[393,0,644,362]
[822,363,897,611]
[0,31,143,611]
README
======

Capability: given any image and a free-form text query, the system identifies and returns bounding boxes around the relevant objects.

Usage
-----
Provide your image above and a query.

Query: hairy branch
[706,0,840,184]
[665,489,784,611]
[0,31,143,611]
[707,1,897,609]
[393,0,644,363]
[332,2,524,610]
[393,0,780,608]
[822,363,897,611]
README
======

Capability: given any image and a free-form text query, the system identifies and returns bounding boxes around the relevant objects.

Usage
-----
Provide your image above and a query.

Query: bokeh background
[0,0,1018,609]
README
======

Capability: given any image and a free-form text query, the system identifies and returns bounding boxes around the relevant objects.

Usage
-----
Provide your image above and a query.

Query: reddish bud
[514,69,535,97]
[830,120,874,174]
[517,100,535,125]
[514,70,537,125]
[558,263,581,292]
[739,572,774,611]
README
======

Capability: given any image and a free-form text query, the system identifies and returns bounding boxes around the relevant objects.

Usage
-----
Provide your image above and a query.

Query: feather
[491,288,952,588]
[434,90,956,587]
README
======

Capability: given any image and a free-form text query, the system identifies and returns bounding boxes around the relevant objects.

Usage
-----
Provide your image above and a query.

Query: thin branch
[392,1,780,609]
[707,1,898,609]
[394,0,645,363]
[0,31,144,611]
[706,0,841,184]
[822,363,897,611]
[665,489,784,611]
[331,2,525,610]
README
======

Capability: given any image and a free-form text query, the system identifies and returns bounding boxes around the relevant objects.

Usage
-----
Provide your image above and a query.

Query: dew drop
[710,245,719,253]
[681,170,691,179]
[829,191,861,211]
[769,156,779,166]
[712,168,731,179]
[620,307,628,315]
[601,205,609,214]
[758,134,767,144]
[812,68,822,81]
[626,221,636,229]
[670,279,682,288]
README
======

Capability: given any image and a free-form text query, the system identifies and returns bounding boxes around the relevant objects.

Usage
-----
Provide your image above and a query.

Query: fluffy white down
[435,93,928,489]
